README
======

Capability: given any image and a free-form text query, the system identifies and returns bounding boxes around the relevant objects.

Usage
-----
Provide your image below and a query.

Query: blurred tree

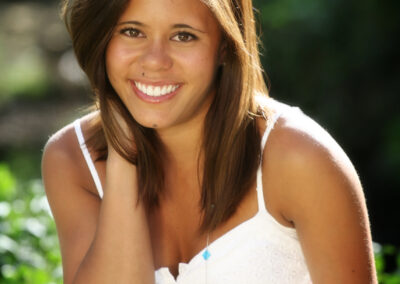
[253,0,400,245]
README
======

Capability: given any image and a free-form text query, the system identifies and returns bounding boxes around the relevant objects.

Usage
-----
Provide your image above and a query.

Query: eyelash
[120,28,143,38]
[119,28,198,42]
[172,32,198,42]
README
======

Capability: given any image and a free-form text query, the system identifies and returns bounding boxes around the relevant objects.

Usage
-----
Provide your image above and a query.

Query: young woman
[42,0,377,283]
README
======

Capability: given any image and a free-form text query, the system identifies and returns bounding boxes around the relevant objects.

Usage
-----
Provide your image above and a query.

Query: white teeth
[135,81,179,97]
[147,85,154,96]
[161,85,168,94]
[154,86,161,96]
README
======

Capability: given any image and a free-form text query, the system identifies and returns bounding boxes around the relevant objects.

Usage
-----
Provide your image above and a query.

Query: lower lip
[130,81,181,103]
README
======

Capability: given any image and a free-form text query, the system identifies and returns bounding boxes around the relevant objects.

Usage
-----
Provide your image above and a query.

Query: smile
[134,81,180,97]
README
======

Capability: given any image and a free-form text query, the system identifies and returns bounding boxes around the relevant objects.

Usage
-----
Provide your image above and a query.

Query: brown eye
[120,28,143,38]
[172,32,197,42]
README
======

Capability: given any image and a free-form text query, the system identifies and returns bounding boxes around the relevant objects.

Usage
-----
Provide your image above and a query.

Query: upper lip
[131,79,182,86]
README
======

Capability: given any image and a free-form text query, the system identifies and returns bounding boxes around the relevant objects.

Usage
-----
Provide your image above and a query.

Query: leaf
[0,164,16,200]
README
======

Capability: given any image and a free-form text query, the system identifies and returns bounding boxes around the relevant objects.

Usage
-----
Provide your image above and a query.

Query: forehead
[118,0,218,28]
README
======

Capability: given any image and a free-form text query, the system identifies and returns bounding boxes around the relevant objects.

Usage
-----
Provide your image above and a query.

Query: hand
[104,105,135,164]
[103,106,139,199]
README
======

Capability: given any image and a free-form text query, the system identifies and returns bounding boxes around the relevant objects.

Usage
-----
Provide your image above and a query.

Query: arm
[42,123,154,284]
[266,114,377,283]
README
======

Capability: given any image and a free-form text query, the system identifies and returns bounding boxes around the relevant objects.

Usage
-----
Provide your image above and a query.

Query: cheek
[177,46,219,80]
[106,40,138,78]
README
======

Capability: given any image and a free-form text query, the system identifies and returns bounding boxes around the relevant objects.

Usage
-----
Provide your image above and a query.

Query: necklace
[202,232,211,283]
[202,233,211,260]
[202,203,214,283]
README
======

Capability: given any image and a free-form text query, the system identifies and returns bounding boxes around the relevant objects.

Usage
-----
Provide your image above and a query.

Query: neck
[157,112,205,171]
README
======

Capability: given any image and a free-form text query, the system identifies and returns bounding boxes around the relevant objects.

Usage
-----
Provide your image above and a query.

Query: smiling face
[105,0,223,132]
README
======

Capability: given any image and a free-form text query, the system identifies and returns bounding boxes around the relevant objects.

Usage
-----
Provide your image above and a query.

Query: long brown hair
[62,0,270,232]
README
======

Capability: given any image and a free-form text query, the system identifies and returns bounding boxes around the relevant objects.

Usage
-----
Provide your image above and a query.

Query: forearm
[73,157,154,284]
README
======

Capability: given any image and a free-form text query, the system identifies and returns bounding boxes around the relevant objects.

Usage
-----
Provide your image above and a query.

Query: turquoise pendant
[202,249,211,260]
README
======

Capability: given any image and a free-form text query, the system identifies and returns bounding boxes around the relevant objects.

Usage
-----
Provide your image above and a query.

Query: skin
[42,0,377,283]
[106,0,223,134]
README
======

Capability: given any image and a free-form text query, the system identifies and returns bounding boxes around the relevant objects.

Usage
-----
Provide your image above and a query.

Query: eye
[120,28,144,38]
[171,32,197,42]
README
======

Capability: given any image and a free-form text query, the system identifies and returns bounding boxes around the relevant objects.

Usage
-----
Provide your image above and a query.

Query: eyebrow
[117,21,206,33]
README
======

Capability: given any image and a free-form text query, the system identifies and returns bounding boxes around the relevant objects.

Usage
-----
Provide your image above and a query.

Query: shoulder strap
[73,119,104,199]
[256,110,282,213]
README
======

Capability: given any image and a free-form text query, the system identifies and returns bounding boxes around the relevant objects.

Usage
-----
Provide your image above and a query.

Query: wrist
[105,149,138,193]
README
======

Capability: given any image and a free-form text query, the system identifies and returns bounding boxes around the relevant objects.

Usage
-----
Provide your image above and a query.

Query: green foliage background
[252,0,400,246]
[0,0,399,282]
[0,163,62,283]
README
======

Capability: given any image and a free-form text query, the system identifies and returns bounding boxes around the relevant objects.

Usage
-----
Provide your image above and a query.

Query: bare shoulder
[42,112,100,196]
[42,112,104,283]
[259,100,376,283]
[42,119,81,184]
[262,103,363,222]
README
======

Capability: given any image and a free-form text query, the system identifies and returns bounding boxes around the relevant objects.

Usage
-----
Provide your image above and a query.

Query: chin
[133,117,167,130]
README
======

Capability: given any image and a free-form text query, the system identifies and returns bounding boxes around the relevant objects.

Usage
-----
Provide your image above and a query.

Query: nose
[139,40,173,72]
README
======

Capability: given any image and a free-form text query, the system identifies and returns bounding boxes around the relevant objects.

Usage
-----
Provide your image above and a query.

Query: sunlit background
[0,0,399,283]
